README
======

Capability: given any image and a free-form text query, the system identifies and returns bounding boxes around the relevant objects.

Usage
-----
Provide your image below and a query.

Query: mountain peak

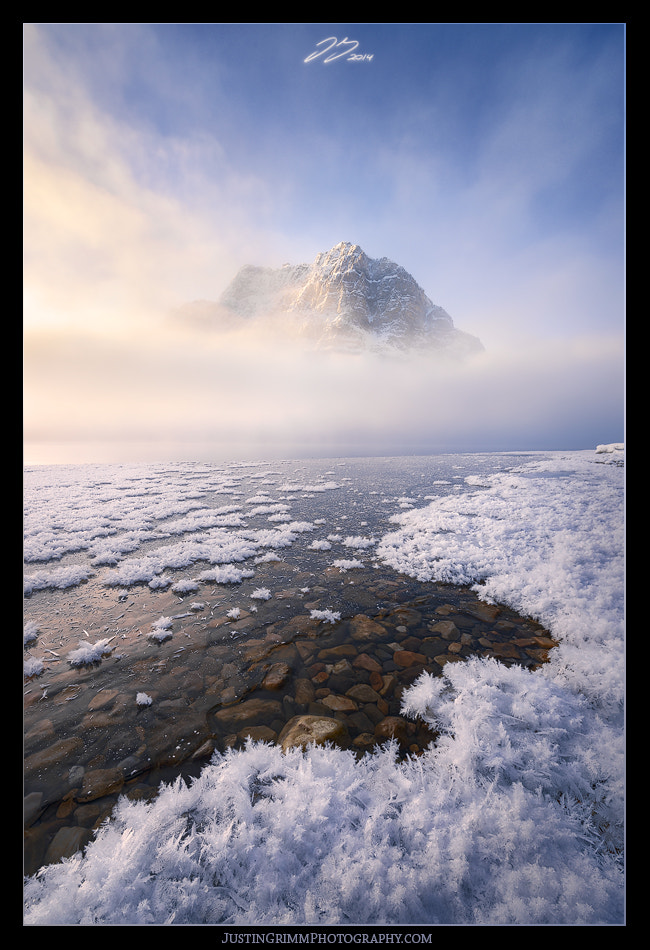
[181,243,483,357]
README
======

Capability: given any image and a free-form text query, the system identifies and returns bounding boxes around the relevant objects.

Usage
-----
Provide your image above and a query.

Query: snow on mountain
[178,242,484,356]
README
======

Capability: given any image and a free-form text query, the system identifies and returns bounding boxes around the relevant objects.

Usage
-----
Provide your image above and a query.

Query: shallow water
[24,452,555,876]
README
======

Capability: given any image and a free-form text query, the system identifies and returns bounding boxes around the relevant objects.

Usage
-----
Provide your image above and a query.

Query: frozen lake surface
[23,448,625,925]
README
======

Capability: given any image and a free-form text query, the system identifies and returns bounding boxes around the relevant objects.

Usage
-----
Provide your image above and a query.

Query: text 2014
[304,37,374,64]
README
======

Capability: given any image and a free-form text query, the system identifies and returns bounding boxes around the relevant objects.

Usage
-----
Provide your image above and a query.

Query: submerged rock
[44,826,93,866]
[77,767,124,803]
[213,697,284,729]
[262,662,292,690]
[374,716,410,747]
[278,716,350,752]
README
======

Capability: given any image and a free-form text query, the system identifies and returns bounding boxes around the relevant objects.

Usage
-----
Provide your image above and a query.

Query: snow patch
[309,539,332,551]
[24,621,39,646]
[250,588,272,601]
[332,558,364,572]
[147,618,173,643]
[24,656,44,678]
[310,609,341,624]
[67,638,115,666]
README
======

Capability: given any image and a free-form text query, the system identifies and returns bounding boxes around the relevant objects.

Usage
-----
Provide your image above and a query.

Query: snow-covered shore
[23,446,625,925]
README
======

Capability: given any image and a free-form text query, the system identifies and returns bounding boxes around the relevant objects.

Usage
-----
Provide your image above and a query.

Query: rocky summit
[181,242,484,355]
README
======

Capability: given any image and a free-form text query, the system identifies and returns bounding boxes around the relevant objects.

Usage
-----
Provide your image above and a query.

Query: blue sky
[23,23,625,463]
